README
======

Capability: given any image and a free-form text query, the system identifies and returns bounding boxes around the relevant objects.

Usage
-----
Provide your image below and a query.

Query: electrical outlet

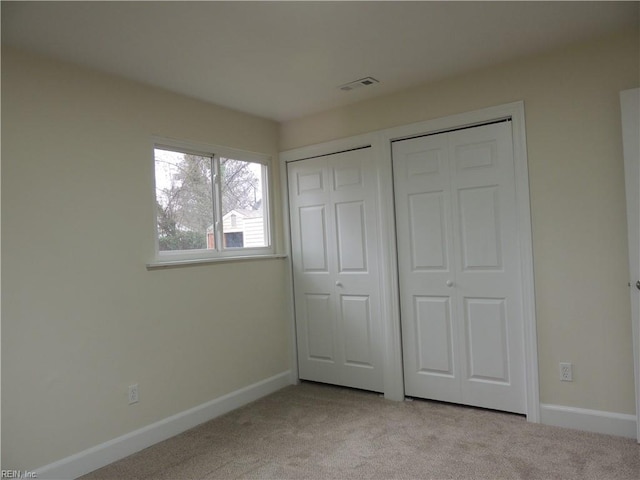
[128,384,139,404]
[559,363,573,382]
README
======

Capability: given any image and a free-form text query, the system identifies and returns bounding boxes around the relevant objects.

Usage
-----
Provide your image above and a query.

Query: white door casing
[621,87,640,442]
[393,121,526,414]
[287,147,384,392]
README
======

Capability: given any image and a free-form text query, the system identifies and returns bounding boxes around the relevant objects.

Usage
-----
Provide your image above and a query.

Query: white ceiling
[2,1,638,122]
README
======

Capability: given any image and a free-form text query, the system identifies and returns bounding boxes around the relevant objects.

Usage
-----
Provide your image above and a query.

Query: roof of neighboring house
[223,208,263,220]
[207,207,264,232]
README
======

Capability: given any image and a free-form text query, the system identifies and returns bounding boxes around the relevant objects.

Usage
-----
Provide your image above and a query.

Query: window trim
[150,136,274,265]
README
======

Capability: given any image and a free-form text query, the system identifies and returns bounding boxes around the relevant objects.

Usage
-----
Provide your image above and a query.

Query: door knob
[636,281,640,291]
[335,281,343,287]
[446,280,454,287]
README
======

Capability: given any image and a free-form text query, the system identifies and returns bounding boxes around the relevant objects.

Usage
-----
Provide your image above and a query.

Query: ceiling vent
[339,77,380,92]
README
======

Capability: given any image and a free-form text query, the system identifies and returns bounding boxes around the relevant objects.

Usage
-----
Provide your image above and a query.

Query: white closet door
[393,122,526,414]
[392,131,459,402]
[288,148,384,392]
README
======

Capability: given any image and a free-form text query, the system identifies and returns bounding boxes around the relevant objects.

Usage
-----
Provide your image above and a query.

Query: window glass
[155,149,213,252]
[220,158,267,249]
[153,142,271,261]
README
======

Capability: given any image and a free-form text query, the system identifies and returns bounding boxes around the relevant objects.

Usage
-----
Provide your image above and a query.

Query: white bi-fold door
[287,147,384,392]
[393,121,526,414]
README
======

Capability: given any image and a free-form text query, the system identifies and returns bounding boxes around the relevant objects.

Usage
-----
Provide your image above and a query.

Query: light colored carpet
[81,382,640,479]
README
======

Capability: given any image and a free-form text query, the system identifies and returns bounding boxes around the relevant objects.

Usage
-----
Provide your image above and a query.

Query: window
[224,232,244,248]
[153,138,271,262]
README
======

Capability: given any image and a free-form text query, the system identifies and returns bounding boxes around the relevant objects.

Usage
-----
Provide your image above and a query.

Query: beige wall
[1,48,289,470]
[281,29,640,415]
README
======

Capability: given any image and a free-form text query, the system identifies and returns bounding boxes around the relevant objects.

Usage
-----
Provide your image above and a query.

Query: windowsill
[146,253,287,270]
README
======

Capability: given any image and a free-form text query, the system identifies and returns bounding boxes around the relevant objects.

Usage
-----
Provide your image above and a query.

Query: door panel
[288,147,383,392]
[299,206,329,272]
[335,201,368,272]
[409,192,448,270]
[305,294,335,362]
[333,164,362,190]
[341,295,373,367]
[297,169,324,194]
[458,186,502,270]
[394,121,525,414]
[415,296,454,375]
[464,298,509,382]
[455,139,497,171]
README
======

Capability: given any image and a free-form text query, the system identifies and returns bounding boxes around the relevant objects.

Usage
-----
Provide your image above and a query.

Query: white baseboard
[34,371,293,480]
[540,403,637,439]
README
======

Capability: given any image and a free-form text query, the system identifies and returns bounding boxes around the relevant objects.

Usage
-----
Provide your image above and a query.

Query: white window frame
[149,136,274,266]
